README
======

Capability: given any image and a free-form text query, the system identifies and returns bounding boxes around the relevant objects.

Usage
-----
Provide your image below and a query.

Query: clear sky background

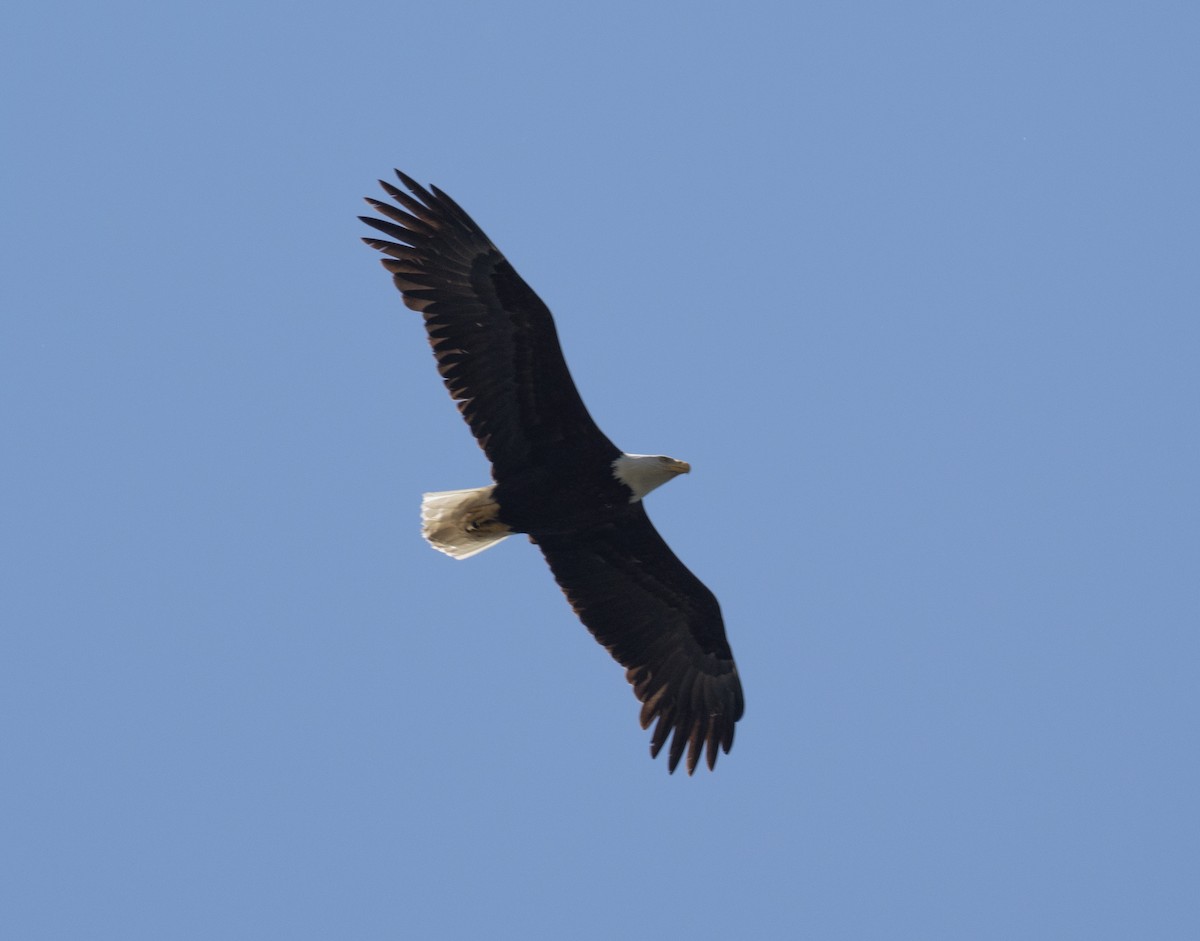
[4,2,1198,938]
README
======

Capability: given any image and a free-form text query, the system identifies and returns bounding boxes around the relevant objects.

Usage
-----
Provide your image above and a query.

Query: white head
[612,453,691,502]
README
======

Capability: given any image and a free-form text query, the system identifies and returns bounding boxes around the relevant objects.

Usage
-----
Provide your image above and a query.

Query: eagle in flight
[361,172,743,773]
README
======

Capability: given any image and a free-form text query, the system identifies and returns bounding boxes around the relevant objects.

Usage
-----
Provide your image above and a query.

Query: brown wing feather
[533,505,744,774]
[360,171,618,477]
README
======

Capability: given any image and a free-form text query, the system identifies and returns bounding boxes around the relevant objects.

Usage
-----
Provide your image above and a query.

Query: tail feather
[420,486,511,559]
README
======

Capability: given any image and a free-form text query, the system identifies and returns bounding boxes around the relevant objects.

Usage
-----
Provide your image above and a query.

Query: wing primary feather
[364,198,438,235]
[705,717,720,771]
[667,721,689,774]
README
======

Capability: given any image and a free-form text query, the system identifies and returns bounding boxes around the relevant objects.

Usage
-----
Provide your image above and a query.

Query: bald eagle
[361,172,743,773]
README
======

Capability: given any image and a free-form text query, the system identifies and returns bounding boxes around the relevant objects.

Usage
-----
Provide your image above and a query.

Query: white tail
[420,486,512,559]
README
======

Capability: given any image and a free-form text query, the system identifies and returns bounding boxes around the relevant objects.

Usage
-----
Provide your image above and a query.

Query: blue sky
[4,1,1198,938]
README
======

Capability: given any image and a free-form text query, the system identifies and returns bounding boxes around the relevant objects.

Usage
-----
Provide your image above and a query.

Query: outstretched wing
[361,172,618,478]
[533,505,744,774]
